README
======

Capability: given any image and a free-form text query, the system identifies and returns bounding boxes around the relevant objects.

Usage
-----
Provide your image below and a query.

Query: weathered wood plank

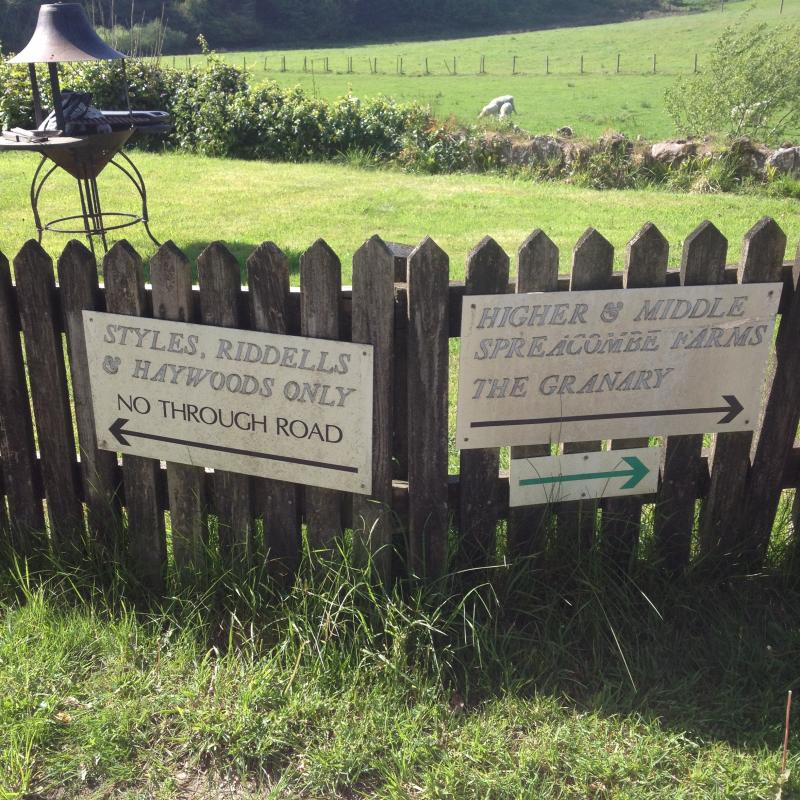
[739,242,800,566]
[602,223,668,570]
[15,240,85,554]
[557,228,614,555]
[699,217,786,565]
[457,237,509,569]
[654,221,727,573]
[58,240,120,550]
[507,230,559,560]
[103,240,165,590]
[246,242,300,577]
[300,239,343,552]
[407,237,450,579]
[0,249,44,551]
[197,242,253,566]
[352,235,395,581]
[150,241,207,574]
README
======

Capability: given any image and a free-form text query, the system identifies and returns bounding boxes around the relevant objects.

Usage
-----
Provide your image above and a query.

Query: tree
[665,18,800,144]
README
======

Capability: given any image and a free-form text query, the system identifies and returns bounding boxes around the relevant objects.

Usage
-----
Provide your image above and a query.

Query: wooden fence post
[150,241,207,575]
[300,239,343,552]
[0,249,44,550]
[602,223,668,570]
[653,221,727,573]
[15,241,85,555]
[698,218,786,565]
[457,237,509,570]
[407,237,449,579]
[104,241,166,591]
[507,230,559,561]
[197,242,253,566]
[58,240,120,547]
[557,229,614,555]
[739,241,800,566]
[352,235,395,582]
[246,242,301,578]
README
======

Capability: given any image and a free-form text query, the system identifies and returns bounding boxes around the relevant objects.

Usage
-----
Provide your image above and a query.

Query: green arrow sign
[519,455,650,491]
[510,447,661,507]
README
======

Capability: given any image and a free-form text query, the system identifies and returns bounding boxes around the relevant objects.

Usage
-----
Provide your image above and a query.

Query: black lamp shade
[10,3,126,63]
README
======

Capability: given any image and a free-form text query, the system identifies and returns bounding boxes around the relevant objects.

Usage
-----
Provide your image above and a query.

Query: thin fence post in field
[352,236,395,582]
[507,230,559,562]
[580,54,584,74]
[617,52,620,73]
[739,241,800,566]
[556,229,614,555]
[694,53,698,73]
[546,55,549,74]
[425,57,429,75]
[246,242,300,579]
[103,241,166,591]
[653,221,727,573]
[698,218,786,566]
[15,241,85,556]
[602,224,668,571]
[653,53,657,74]
[0,249,44,550]
[197,242,253,566]
[58,240,120,546]
[457,237,509,570]
[512,55,517,74]
[407,237,449,579]
[150,242,207,575]
[300,239,343,552]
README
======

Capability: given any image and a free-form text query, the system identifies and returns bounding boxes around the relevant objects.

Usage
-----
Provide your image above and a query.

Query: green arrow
[519,456,650,491]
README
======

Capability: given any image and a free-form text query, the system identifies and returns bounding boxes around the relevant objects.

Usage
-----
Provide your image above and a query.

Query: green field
[174,0,799,140]
[1,151,798,279]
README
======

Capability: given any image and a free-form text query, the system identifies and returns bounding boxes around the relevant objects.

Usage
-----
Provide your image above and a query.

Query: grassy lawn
[1,151,798,281]
[1,554,799,799]
[172,0,800,140]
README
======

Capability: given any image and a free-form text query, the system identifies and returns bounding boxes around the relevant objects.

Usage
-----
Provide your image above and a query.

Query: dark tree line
[1,0,684,54]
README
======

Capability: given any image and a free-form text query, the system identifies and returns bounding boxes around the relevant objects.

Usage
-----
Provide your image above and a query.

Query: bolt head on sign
[456,283,781,449]
[83,311,374,494]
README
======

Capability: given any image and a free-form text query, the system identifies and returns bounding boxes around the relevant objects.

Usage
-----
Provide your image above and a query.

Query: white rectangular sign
[83,311,374,494]
[510,447,662,507]
[457,283,781,449]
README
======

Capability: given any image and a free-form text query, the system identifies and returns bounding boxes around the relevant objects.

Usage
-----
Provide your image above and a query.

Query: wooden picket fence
[0,217,798,591]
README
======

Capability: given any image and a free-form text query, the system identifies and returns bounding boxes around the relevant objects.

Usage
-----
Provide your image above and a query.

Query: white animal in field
[499,102,514,118]
[478,95,516,118]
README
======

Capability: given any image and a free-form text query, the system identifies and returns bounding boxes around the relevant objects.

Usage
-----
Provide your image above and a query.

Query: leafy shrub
[665,17,800,144]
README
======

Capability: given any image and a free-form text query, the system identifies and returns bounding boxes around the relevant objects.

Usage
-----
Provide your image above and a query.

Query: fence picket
[0,250,44,550]
[407,237,450,578]
[740,242,800,566]
[654,221,727,572]
[15,241,84,554]
[352,235,395,581]
[246,242,301,577]
[602,223,668,570]
[457,237,509,569]
[699,218,786,564]
[557,229,614,554]
[103,241,166,590]
[507,230,559,560]
[150,242,207,574]
[58,240,120,547]
[197,242,253,565]
[300,239,343,551]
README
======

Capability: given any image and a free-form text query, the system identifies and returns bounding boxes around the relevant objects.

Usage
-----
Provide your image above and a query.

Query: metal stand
[29,148,160,256]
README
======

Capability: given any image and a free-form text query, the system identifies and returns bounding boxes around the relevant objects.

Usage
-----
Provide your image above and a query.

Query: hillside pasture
[174,0,799,140]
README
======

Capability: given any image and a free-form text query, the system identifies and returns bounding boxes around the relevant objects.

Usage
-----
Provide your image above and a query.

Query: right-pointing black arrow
[471,394,745,429]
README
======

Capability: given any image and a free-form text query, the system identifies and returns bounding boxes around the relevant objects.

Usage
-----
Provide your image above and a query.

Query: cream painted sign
[83,311,373,494]
[457,283,781,449]
[510,447,662,507]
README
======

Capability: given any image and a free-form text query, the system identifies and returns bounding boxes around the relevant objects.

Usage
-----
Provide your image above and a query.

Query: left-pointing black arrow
[471,394,744,429]
[108,418,358,474]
